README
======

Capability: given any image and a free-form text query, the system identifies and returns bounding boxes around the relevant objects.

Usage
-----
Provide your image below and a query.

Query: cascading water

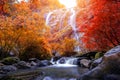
[70,8,80,52]
[46,8,81,52]
[50,57,78,67]
[46,12,53,26]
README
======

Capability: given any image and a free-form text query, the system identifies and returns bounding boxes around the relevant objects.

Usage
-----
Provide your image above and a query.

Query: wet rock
[1,57,20,65]
[14,61,31,69]
[0,63,4,66]
[52,56,61,62]
[104,74,120,80]
[37,60,52,67]
[79,45,120,80]
[80,59,91,68]
[89,58,102,69]
[0,65,17,72]
[30,61,37,66]
[29,58,40,63]
[58,57,66,64]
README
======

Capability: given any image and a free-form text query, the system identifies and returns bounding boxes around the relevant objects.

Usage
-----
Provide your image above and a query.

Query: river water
[35,66,88,80]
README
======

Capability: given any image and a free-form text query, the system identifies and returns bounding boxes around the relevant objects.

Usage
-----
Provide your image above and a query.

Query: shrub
[19,37,52,61]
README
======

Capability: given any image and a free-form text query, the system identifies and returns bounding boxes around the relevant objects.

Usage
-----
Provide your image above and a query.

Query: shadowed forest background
[0,0,120,60]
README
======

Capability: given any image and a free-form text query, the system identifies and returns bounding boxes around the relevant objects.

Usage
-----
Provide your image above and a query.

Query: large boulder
[80,45,120,80]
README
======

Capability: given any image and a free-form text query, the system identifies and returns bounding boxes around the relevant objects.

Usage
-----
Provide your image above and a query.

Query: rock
[14,61,31,69]
[51,56,61,62]
[89,57,102,69]
[0,63,4,66]
[105,45,120,55]
[77,57,89,66]
[104,74,120,80]
[79,45,120,80]
[37,60,52,67]
[80,59,91,68]
[30,61,37,66]
[1,57,20,65]
[95,52,104,59]
[57,57,66,64]
[0,65,17,72]
[29,58,40,63]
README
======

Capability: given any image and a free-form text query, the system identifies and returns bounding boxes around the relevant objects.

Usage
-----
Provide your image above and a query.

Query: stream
[34,57,88,80]
[35,66,88,80]
[6,57,88,80]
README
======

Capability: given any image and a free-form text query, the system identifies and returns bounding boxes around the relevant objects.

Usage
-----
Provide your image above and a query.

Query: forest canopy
[0,0,120,60]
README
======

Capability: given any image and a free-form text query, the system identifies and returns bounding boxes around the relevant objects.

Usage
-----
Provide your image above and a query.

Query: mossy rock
[95,52,104,59]
[2,57,20,65]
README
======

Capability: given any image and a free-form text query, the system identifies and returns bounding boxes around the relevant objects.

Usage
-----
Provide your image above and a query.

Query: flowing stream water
[34,57,88,80]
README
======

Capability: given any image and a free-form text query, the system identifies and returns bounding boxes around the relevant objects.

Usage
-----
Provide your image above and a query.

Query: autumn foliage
[76,0,120,51]
[1,0,119,59]
[0,0,71,60]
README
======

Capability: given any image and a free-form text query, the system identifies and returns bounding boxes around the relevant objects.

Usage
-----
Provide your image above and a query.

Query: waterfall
[51,57,78,67]
[45,8,81,52]
[46,12,53,26]
[70,8,80,52]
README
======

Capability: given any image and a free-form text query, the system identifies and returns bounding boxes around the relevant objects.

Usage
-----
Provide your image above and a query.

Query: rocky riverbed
[0,45,120,80]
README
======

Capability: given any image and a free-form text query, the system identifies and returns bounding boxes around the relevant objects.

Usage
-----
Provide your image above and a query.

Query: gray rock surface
[14,61,31,69]
[80,45,120,80]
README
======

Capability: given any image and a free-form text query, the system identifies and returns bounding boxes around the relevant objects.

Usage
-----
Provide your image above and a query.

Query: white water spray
[46,12,53,26]
[51,57,78,67]
[70,8,80,52]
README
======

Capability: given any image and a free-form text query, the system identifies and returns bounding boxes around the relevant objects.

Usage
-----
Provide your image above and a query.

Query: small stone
[31,61,37,66]
[80,59,91,68]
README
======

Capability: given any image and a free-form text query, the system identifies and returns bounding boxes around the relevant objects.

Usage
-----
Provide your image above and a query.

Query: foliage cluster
[0,0,53,60]
[1,0,119,59]
[76,0,120,51]
[51,37,77,56]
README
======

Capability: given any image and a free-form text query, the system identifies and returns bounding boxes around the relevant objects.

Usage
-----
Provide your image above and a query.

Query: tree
[0,0,53,59]
[76,0,120,51]
[0,0,14,16]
